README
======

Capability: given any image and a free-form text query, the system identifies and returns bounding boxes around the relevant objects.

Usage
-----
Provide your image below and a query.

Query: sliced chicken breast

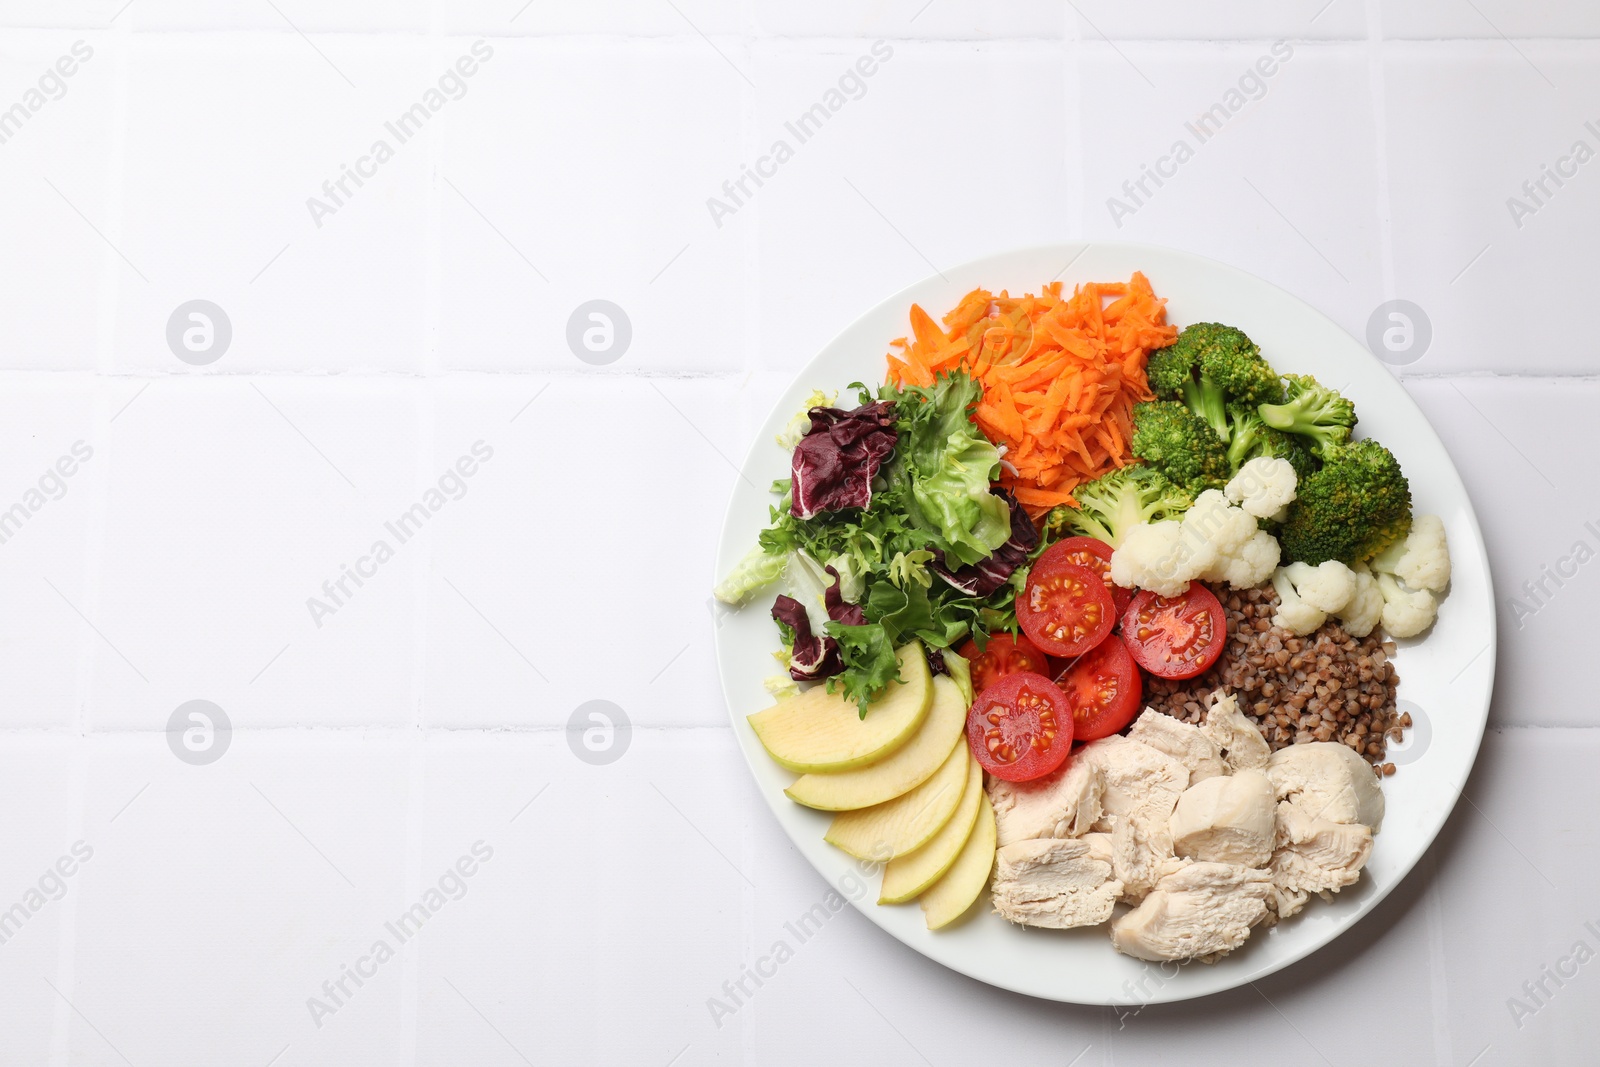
[1084,736,1190,832]
[1170,769,1276,867]
[1269,800,1375,918]
[1128,709,1226,782]
[1200,693,1271,774]
[1110,862,1274,962]
[1268,742,1385,831]
[988,756,1102,848]
[991,834,1123,929]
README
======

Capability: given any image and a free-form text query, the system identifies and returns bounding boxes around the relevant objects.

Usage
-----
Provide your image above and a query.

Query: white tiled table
[0,3,1593,1064]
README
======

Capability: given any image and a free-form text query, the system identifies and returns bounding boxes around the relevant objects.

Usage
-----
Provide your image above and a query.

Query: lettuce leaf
[824,621,902,715]
[892,374,1011,567]
[713,544,788,605]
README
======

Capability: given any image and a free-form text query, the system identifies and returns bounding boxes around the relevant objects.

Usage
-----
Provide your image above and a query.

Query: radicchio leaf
[771,595,843,681]
[790,401,898,520]
[823,565,866,627]
[930,490,1039,597]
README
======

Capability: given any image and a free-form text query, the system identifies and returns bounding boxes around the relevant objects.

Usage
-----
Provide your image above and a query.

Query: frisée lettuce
[715,370,1031,713]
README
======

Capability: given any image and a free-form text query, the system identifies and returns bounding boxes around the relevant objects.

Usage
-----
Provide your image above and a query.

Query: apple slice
[920,792,996,930]
[878,756,984,904]
[747,642,931,774]
[785,675,967,811]
[823,740,969,860]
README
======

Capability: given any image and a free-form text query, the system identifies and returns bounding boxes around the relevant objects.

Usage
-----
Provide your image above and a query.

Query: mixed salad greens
[717,373,1029,712]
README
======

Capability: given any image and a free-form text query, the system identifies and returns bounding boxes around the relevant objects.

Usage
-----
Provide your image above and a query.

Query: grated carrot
[886,273,1177,518]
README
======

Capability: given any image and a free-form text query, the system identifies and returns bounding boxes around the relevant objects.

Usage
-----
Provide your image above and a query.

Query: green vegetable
[744,372,1027,710]
[1130,400,1231,494]
[824,621,902,715]
[1146,323,1283,441]
[774,389,839,449]
[1042,465,1193,548]
[1256,374,1357,457]
[889,374,1012,568]
[1279,439,1412,565]
[713,544,789,605]
[1225,402,1319,480]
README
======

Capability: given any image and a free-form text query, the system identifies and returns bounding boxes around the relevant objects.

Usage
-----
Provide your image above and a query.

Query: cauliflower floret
[1110,491,1284,598]
[1375,572,1438,638]
[1214,529,1281,589]
[1184,489,1254,588]
[1183,489,1257,558]
[1335,564,1384,638]
[1225,457,1298,520]
[1271,567,1326,635]
[1111,520,1207,598]
[1371,514,1450,594]
[1282,560,1357,614]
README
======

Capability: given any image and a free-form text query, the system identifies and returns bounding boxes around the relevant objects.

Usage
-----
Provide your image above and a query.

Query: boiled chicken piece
[988,756,1102,847]
[1082,737,1190,903]
[1110,861,1274,962]
[1128,709,1226,782]
[1267,742,1386,831]
[1084,736,1190,832]
[1170,769,1276,867]
[991,834,1123,929]
[1269,800,1375,918]
[1200,693,1271,773]
[1109,810,1178,901]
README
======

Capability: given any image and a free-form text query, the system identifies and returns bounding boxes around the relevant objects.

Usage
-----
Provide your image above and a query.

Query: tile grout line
[735,49,760,1067]
[1421,851,1456,1067]
[47,741,92,1067]
[398,714,429,1061]
[1364,0,1398,305]
[15,25,1600,43]
[1064,3,1086,241]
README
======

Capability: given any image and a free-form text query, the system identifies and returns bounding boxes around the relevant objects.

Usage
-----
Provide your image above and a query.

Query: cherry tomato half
[1121,583,1227,680]
[965,671,1075,783]
[1018,559,1115,658]
[958,633,1050,697]
[1054,633,1142,742]
[1039,536,1132,617]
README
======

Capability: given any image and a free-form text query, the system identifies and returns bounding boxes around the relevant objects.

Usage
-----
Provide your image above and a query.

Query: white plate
[710,243,1495,1005]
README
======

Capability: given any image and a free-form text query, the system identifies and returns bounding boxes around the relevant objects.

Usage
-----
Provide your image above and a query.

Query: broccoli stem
[1259,393,1323,432]
[1226,419,1258,470]
[1181,379,1230,442]
[1257,395,1343,454]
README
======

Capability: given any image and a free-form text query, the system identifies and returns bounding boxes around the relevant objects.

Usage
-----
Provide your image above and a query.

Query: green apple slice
[823,740,969,860]
[747,642,930,774]
[920,792,996,930]
[784,675,967,811]
[878,756,984,904]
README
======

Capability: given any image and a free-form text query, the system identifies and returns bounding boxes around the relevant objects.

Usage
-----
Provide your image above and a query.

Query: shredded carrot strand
[886,272,1176,518]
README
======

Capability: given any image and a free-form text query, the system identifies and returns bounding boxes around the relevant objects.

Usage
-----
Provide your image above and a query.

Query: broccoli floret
[1042,465,1194,549]
[1146,323,1283,441]
[1226,402,1319,480]
[1279,439,1412,565]
[1130,400,1231,495]
[1257,374,1357,457]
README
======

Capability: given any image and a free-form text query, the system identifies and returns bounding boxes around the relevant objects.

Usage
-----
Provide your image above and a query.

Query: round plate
[710,243,1495,1005]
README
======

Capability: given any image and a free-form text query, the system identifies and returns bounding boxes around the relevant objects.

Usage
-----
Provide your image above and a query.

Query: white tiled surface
[0,4,1593,1064]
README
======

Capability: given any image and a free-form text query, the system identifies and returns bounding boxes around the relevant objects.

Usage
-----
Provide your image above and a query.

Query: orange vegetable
[886,273,1176,518]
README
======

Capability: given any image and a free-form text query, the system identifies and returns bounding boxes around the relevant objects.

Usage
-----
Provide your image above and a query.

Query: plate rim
[710,240,1497,1005]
